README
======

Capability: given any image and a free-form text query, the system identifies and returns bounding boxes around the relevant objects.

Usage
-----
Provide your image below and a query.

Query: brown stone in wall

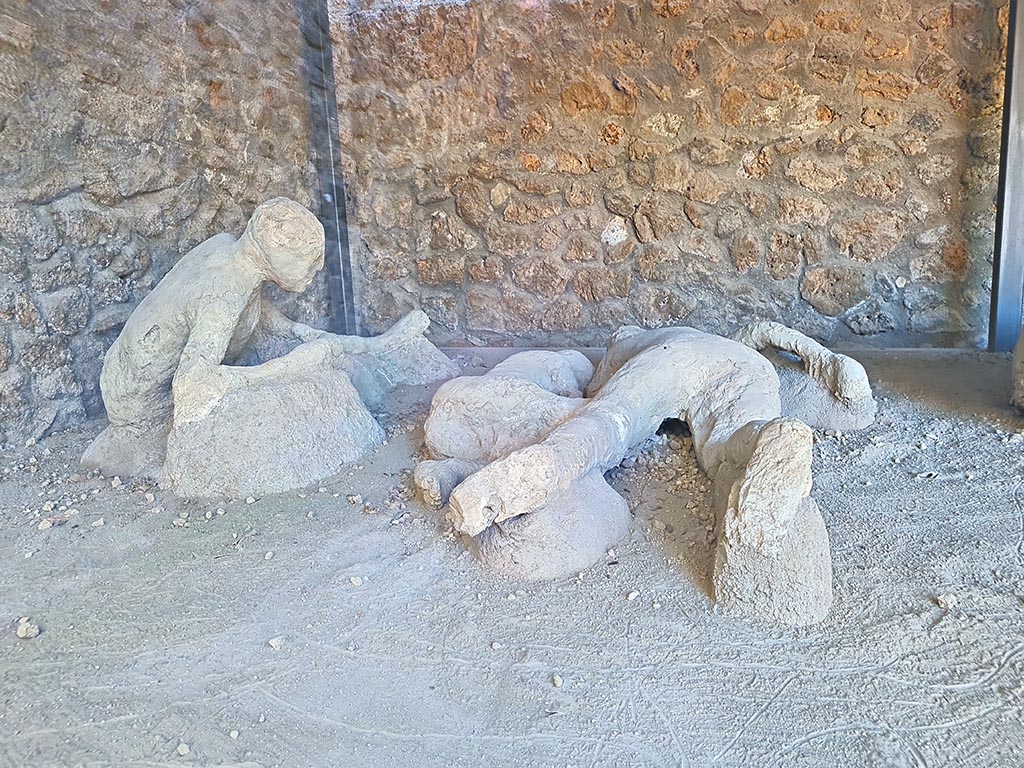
[633,195,686,243]
[801,267,872,316]
[832,212,904,262]
[555,150,590,176]
[730,234,762,273]
[811,35,854,81]
[466,286,533,333]
[605,239,637,266]
[857,71,917,101]
[563,236,599,262]
[684,171,727,204]
[917,51,955,87]
[767,231,801,280]
[573,267,632,302]
[670,38,700,79]
[741,147,773,179]
[416,254,466,286]
[429,211,477,252]
[468,254,504,283]
[917,154,956,186]
[785,158,847,193]
[521,111,552,142]
[629,285,695,327]
[511,256,572,299]
[689,137,732,166]
[605,190,641,217]
[539,298,585,332]
[764,17,807,42]
[454,180,492,229]
[918,6,952,31]
[720,87,750,125]
[636,246,679,282]
[651,0,691,18]
[565,180,596,207]
[600,122,623,146]
[503,198,560,226]
[779,196,831,226]
[561,75,636,117]
[853,168,904,200]
[863,31,910,60]
[861,106,897,127]
[652,155,693,193]
[814,9,862,33]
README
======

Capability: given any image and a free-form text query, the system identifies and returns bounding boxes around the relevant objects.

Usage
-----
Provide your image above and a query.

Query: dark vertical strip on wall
[296,0,357,335]
[990,0,1024,351]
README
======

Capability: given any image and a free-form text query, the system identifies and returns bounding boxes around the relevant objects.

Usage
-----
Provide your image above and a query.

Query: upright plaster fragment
[417,324,876,626]
[82,198,456,498]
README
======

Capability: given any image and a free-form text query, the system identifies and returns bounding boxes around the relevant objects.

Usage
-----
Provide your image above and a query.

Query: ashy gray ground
[1,350,1023,768]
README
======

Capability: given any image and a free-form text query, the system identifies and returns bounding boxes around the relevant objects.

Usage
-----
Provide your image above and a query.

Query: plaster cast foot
[713,497,833,626]
[349,310,458,388]
[414,457,485,509]
[81,421,170,480]
[733,322,876,430]
[722,417,813,557]
[449,444,562,536]
[465,471,630,580]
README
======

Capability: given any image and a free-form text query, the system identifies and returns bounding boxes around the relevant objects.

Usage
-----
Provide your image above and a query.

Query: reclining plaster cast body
[83,197,457,497]
[416,323,876,625]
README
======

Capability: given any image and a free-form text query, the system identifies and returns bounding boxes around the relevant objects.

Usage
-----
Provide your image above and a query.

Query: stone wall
[332,0,1008,348]
[0,0,325,444]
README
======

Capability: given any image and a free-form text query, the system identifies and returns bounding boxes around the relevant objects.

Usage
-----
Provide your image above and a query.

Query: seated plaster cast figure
[83,197,457,497]
[416,323,875,626]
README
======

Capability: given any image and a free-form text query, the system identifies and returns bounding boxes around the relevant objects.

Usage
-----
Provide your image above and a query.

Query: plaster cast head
[244,198,325,292]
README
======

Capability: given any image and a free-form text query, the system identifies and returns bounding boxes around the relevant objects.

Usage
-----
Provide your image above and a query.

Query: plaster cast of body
[417,324,876,625]
[82,197,457,497]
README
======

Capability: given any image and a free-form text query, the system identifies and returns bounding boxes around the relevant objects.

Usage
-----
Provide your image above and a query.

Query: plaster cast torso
[101,233,262,425]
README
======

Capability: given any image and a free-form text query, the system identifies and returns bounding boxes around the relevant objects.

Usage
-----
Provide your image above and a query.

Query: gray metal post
[297,0,357,336]
[990,0,1024,351]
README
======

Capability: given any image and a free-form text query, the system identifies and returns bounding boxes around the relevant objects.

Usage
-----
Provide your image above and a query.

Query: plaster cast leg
[415,350,590,507]
[80,421,170,480]
[712,497,833,626]
[732,321,876,430]
[416,350,619,572]
[81,344,174,478]
[414,458,486,510]
[465,470,630,580]
[164,343,386,498]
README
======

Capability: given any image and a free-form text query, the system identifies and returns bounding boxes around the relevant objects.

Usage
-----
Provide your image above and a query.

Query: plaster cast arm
[731,321,871,407]
[259,298,329,344]
[172,310,336,426]
[171,311,239,426]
